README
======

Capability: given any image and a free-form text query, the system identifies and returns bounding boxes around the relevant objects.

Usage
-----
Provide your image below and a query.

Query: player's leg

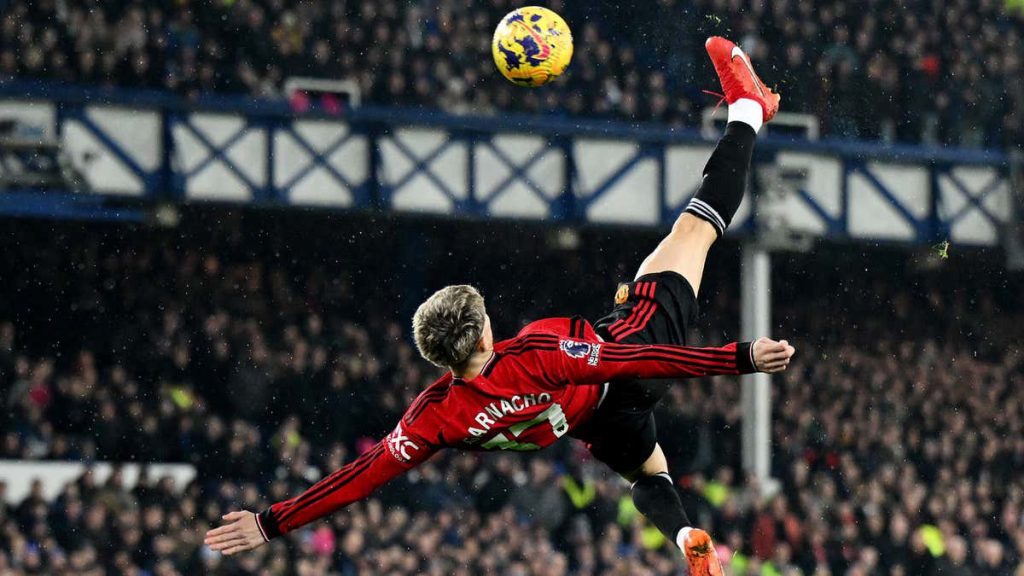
[627,444,725,576]
[634,118,757,296]
[576,412,724,573]
[619,36,780,576]
[581,35,780,574]
[634,214,717,295]
[634,36,780,297]
[626,445,688,531]
[633,115,756,294]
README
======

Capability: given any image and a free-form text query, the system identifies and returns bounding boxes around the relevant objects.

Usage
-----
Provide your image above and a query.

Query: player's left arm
[552,336,795,384]
[204,424,438,555]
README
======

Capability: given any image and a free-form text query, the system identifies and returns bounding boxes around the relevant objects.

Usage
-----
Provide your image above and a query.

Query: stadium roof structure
[0,81,1017,251]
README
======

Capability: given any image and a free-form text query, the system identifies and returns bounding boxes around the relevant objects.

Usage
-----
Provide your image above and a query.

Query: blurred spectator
[1,0,1023,147]
[0,214,1021,574]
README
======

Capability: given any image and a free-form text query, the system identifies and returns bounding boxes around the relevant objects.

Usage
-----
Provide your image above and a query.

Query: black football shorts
[571,270,699,475]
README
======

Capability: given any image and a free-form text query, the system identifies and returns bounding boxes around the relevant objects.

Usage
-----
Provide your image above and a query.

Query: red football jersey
[256,317,755,540]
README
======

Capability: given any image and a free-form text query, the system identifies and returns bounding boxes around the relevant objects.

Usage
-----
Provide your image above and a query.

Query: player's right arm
[204,419,440,555]
[549,335,794,384]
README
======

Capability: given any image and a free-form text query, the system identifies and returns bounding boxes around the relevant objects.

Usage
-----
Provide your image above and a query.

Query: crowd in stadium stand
[3,0,1023,147]
[0,216,1022,575]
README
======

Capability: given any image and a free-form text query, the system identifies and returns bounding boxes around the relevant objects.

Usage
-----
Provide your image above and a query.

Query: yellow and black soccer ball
[492,6,573,87]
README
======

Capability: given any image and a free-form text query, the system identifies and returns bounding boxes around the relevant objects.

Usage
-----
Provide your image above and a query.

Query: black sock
[683,121,757,236]
[631,472,690,546]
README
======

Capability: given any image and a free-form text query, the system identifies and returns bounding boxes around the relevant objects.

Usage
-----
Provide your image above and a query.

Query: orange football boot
[705,36,781,122]
[681,527,725,576]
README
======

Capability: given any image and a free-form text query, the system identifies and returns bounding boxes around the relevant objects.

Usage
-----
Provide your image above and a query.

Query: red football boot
[681,528,725,576]
[705,36,781,122]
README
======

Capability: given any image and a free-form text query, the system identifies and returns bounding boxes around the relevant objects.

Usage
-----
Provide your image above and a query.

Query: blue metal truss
[846,160,931,239]
[572,143,663,215]
[58,105,163,193]
[379,130,466,211]
[476,137,556,208]
[274,123,368,205]
[170,113,268,200]
[0,81,1013,246]
[939,167,1005,226]
[794,186,844,235]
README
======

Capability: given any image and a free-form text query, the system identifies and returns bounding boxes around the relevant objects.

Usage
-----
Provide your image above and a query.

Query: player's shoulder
[402,372,454,430]
[491,315,598,352]
[490,316,599,365]
[498,317,598,353]
[482,317,593,387]
[515,316,590,338]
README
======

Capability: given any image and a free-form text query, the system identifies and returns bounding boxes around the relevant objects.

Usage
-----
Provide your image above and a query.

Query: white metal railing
[284,77,362,109]
[0,461,196,503]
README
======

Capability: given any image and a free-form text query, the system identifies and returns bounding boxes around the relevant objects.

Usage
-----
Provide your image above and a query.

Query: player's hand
[204,511,267,555]
[752,337,795,373]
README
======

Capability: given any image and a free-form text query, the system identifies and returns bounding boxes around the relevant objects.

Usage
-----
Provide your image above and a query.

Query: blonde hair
[412,285,486,368]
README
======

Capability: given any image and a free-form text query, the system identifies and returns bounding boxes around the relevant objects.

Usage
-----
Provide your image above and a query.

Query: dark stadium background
[0,0,1022,575]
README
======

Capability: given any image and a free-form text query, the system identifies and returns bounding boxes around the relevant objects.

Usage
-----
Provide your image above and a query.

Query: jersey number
[480,404,569,451]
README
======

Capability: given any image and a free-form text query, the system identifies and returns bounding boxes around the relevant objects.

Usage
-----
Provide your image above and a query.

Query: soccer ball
[492,6,573,87]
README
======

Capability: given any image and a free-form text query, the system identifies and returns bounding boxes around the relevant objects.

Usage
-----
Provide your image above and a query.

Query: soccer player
[205,36,786,575]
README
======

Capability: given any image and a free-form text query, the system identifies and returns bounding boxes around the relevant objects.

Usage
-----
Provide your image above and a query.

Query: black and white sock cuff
[684,198,727,236]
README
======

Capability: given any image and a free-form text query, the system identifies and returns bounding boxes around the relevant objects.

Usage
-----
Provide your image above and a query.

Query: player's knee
[636,444,669,477]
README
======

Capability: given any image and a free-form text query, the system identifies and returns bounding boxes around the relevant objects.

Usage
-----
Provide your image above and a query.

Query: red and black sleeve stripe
[405,382,452,425]
[570,316,586,339]
[556,338,758,384]
[258,441,391,539]
[602,341,756,375]
[602,340,749,373]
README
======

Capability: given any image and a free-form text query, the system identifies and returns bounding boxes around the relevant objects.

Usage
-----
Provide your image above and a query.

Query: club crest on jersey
[560,339,601,366]
[614,284,629,304]
[386,424,419,463]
